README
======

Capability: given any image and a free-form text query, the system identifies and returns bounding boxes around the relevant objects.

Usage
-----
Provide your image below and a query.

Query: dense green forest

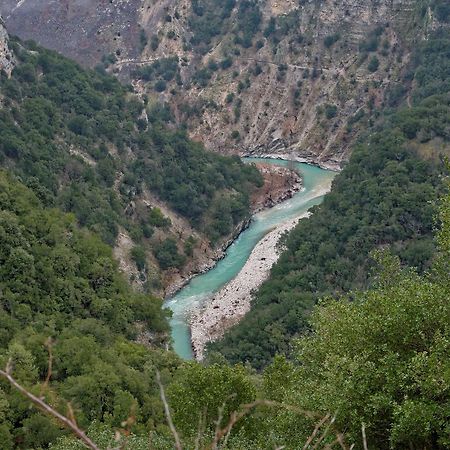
[0,38,262,258]
[1,164,448,450]
[0,15,449,450]
[210,30,450,368]
[0,171,182,447]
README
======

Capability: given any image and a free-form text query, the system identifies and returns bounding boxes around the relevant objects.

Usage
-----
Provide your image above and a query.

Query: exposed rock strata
[251,163,302,212]
[0,16,14,76]
[2,0,435,167]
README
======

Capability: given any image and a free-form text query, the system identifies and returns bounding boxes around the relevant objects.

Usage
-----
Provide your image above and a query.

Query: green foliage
[150,34,160,51]
[0,171,169,337]
[136,57,179,83]
[211,31,449,369]
[154,238,186,270]
[167,363,256,436]
[0,172,181,447]
[188,0,261,51]
[189,0,236,50]
[0,39,262,252]
[263,10,302,44]
[139,28,148,52]
[324,33,340,48]
[288,243,450,448]
[368,56,380,73]
[324,103,337,119]
[154,80,167,92]
[225,92,234,104]
[220,57,233,70]
[148,208,171,228]
[131,245,147,271]
[192,66,213,87]
[359,26,384,53]
[231,130,240,140]
[249,200,450,449]
[184,236,197,257]
[233,0,262,48]
[432,0,450,22]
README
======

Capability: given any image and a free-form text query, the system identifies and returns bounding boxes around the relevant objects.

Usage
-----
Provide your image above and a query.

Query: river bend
[163,158,335,359]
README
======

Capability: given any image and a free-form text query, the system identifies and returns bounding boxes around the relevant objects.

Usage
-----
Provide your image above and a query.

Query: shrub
[368,56,380,73]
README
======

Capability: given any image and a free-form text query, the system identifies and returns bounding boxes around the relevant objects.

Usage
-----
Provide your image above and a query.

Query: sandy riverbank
[190,212,310,360]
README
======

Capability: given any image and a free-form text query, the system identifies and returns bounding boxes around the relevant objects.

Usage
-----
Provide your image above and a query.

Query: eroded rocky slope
[2,0,443,168]
[0,16,14,75]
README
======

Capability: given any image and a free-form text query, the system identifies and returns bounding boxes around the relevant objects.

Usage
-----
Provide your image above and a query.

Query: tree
[288,197,450,448]
[154,238,186,269]
[368,56,379,73]
[167,363,256,436]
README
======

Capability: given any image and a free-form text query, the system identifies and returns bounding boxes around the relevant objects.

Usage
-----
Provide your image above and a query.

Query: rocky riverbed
[190,212,309,360]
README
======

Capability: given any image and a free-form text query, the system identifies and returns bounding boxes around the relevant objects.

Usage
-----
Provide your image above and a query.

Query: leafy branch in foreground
[0,360,100,450]
[0,361,354,449]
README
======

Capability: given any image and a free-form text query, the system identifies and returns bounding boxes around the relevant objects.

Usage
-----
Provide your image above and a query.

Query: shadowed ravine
[163,158,336,359]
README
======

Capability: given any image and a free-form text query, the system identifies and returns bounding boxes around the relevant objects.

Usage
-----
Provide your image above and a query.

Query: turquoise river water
[163,158,335,359]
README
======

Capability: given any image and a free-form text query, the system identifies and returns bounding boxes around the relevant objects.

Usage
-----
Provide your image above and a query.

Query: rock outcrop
[0,16,14,76]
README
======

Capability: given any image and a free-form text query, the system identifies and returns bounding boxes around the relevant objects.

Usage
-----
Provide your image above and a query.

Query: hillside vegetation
[0,39,262,287]
[1,151,448,450]
[0,7,448,450]
[5,0,449,166]
[0,171,185,447]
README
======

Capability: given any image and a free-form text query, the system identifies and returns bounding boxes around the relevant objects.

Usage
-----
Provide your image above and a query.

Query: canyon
[1,0,438,168]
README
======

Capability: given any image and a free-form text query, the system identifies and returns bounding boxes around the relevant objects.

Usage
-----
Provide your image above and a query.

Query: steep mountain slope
[3,0,447,167]
[136,0,432,167]
[1,0,144,67]
[0,167,183,449]
[0,7,448,450]
[2,0,449,364]
[0,16,14,75]
[0,34,264,294]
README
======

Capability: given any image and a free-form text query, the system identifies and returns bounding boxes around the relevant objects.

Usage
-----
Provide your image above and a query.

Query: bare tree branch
[0,363,100,450]
[156,370,182,450]
[362,423,368,450]
[212,402,226,450]
[312,415,335,449]
[303,414,330,449]
[194,408,207,450]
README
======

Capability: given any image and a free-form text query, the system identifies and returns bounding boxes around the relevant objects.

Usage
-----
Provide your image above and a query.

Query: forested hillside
[210,29,450,368]
[1,150,449,450]
[0,38,262,290]
[0,5,448,450]
[0,171,184,447]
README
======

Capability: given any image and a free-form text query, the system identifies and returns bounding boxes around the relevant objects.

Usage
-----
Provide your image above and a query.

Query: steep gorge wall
[1,1,436,167]
[136,0,429,168]
[1,0,143,66]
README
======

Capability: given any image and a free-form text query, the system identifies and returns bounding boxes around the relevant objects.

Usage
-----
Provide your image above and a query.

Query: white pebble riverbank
[190,212,310,360]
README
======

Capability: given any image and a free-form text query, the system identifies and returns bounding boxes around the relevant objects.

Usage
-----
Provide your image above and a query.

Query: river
[163,158,336,360]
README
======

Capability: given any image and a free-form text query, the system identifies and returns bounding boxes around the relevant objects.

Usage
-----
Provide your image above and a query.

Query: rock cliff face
[138,0,430,168]
[1,0,144,67]
[1,0,438,167]
[0,16,14,76]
